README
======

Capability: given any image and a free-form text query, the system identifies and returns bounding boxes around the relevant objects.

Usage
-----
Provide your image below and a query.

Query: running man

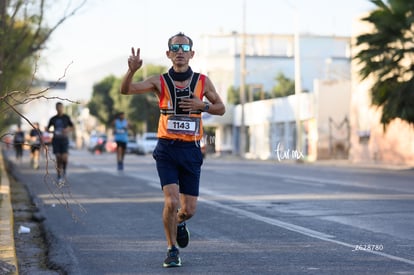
[46,102,74,184]
[112,112,129,170]
[13,125,25,162]
[29,122,42,169]
[120,32,225,267]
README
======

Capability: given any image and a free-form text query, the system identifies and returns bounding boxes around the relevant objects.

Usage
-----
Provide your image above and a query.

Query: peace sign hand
[128,47,143,72]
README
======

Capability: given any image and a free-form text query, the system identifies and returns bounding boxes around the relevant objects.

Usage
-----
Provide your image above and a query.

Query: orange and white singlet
[157,72,206,142]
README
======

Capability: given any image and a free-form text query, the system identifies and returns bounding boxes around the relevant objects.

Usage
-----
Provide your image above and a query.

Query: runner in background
[46,102,74,184]
[112,112,129,171]
[13,125,25,163]
[29,122,42,169]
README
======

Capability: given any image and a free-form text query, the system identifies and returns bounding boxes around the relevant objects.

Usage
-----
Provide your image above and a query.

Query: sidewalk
[211,152,414,171]
[310,158,414,171]
[0,152,17,275]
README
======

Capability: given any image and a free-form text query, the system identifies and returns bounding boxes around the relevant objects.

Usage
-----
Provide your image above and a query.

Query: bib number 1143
[167,116,200,135]
[171,121,192,130]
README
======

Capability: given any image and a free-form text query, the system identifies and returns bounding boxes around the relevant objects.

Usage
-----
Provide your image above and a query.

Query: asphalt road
[7,149,414,274]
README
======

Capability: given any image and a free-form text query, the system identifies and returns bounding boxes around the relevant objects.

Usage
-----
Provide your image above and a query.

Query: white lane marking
[284,178,326,187]
[198,189,414,266]
[200,197,335,240]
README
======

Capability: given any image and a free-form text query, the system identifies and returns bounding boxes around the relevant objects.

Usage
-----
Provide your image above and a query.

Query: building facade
[199,32,352,161]
[348,16,414,166]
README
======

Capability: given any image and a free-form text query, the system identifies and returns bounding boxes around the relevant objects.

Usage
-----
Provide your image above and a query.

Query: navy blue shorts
[116,141,127,150]
[52,138,69,154]
[152,138,203,196]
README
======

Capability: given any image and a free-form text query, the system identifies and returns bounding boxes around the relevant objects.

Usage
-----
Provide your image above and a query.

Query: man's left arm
[179,76,225,115]
[203,76,226,116]
[65,115,75,135]
[46,117,53,133]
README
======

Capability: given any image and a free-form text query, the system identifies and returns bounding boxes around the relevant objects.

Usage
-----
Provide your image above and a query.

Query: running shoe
[163,247,181,268]
[57,176,65,187]
[176,222,190,248]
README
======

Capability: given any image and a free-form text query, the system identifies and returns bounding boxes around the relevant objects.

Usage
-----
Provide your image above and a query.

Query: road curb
[0,151,18,275]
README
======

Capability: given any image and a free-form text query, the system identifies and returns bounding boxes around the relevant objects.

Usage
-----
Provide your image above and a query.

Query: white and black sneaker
[163,246,181,268]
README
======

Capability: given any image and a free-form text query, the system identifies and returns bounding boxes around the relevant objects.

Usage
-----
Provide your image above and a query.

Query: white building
[199,32,352,160]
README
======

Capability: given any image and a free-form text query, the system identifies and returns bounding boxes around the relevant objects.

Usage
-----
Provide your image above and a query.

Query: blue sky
[39,0,376,100]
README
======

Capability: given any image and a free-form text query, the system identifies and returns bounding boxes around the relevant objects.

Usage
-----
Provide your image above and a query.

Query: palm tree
[354,0,414,128]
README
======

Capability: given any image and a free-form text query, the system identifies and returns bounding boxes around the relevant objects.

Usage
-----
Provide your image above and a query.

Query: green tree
[88,64,166,133]
[0,0,85,130]
[88,75,116,126]
[227,72,295,104]
[227,86,241,104]
[110,78,130,116]
[354,0,414,127]
[0,0,85,93]
[271,72,295,98]
[128,64,166,133]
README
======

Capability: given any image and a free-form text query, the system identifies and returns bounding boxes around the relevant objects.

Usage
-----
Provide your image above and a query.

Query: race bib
[167,116,200,136]
[54,129,64,136]
[115,128,127,134]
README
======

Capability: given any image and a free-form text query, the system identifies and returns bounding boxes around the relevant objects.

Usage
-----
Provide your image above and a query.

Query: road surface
[7,149,414,274]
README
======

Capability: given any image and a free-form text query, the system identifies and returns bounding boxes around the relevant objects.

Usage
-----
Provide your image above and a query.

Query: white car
[126,137,139,154]
[136,132,158,155]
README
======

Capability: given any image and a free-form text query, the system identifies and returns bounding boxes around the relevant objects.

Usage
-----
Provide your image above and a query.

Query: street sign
[33,80,67,90]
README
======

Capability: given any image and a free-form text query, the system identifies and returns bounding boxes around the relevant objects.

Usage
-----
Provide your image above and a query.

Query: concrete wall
[349,15,414,166]
[314,79,351,159]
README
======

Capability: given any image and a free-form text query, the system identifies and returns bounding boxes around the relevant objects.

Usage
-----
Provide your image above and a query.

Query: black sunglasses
[169,44,191,52]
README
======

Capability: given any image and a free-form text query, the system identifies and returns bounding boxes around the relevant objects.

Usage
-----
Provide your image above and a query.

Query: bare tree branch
[1,1,89,221]
[31,0,87,53]
[1,60,85,221]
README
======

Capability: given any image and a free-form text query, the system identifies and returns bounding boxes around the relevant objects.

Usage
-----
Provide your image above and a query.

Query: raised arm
[120,47,160,96]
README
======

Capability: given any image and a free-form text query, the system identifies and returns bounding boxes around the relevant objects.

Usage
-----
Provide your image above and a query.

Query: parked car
[126,137,140,154]
[42,130,52,146]
[200,138,206,158]
[88,133,107,153]
[105,139,117,153]
[69,139,77,149]
[136,132,158,155]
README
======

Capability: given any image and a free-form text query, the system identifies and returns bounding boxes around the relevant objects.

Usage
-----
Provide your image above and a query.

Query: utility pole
[285,0,303,160]
[239,0,247,157]
[294,14,303,158]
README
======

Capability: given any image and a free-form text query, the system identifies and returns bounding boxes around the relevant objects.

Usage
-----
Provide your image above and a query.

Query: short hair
[56,102,63,108]
[168,32,193,49]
